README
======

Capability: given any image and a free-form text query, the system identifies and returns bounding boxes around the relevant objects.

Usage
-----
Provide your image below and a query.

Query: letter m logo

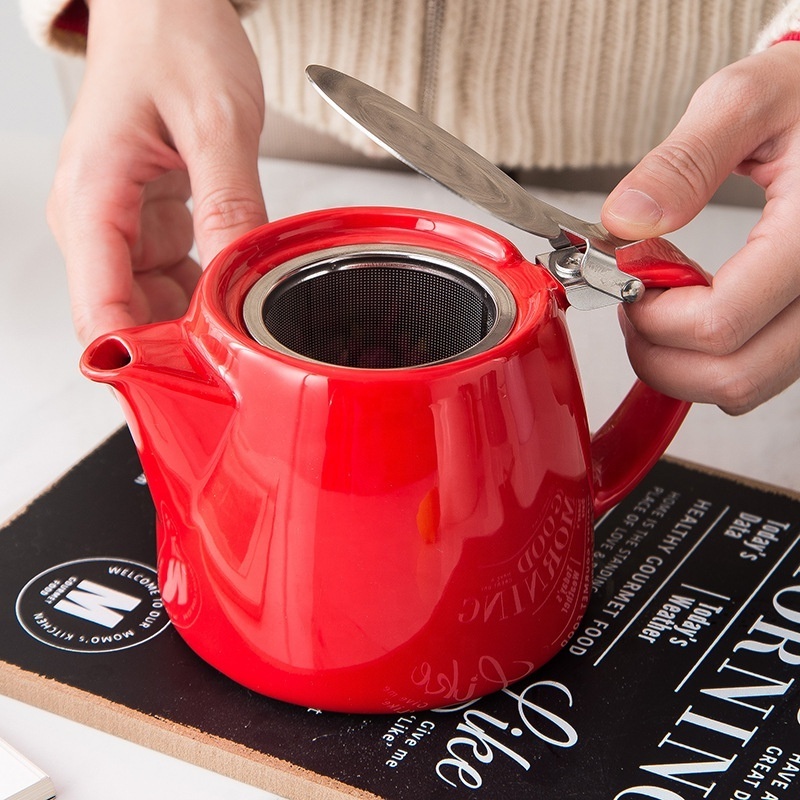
[54,579,141,629]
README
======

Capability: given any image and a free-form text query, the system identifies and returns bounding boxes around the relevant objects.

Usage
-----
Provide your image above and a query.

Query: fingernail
[606,189,663,227]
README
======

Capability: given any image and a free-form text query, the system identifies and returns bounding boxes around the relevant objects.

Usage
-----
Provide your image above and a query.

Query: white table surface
[1,133,799,800]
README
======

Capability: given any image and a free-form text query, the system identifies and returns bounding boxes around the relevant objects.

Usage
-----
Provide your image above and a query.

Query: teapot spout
[81,333,135,376]
[80,320,237,492]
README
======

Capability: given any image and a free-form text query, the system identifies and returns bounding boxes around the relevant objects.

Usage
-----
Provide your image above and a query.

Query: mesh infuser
[243,245,516,369]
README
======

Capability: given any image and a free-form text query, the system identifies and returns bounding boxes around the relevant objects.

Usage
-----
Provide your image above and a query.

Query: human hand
[48,0,268,345]
[601,41,800,415]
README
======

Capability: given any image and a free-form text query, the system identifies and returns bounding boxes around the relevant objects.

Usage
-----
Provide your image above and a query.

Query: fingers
[131,186,201,323]
[601,44,800,413]
[601,51,796,240]
[47,0,268,342]
[132,187,194,274]
[620,295,800,416]
[62,230,138,346]
[180,107,268,266]
[49,163,139,344]
[617,193,800,413]
[625,192,800,347]
[55,114,265,344]
[157,5,269,266]
[49,128,190,339]
[133,256,202,322]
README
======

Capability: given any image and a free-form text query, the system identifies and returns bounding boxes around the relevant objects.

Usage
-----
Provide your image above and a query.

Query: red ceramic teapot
[80,206,706,712]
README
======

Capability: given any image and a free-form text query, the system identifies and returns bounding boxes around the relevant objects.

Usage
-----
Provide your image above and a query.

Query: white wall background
[0,3,67,138]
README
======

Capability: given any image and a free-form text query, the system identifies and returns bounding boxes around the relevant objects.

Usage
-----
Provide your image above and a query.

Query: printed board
[1,428,799,799]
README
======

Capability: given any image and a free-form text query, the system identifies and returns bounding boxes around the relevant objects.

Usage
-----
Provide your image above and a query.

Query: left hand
[601,41,800,415]
[48,0,268,345]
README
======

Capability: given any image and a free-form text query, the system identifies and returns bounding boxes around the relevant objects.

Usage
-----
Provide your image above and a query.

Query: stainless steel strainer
[243,244,516,369]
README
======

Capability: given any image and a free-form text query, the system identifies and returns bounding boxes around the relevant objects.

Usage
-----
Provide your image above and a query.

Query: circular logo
[15,557,171,653]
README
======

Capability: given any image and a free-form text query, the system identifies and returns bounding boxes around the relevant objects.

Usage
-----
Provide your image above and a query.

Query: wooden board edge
[0,661,380,800]
[662,454,800,502]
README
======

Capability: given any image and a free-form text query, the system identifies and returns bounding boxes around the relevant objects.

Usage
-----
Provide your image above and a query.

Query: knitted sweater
[20,0,800,169]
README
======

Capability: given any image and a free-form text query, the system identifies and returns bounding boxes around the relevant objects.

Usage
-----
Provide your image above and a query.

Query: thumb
[602,135,732,241]
[602,77,754,240]
[189,143,268,266]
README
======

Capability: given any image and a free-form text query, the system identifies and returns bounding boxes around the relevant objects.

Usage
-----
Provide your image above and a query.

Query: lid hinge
[538,230,645,311]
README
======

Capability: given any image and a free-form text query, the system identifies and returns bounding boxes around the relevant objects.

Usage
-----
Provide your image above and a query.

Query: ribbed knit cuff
[20,0,261,55]
[753,0,800,49]
[20,0,83,54]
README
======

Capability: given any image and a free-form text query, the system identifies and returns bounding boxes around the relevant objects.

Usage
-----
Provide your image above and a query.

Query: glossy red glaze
[80,207,705,712]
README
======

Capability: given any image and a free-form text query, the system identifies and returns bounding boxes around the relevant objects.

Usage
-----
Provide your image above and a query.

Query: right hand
[602,41,800,415]
[48,0,268,344]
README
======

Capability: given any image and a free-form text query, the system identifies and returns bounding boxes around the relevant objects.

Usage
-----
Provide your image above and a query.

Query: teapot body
[84,208,598,712]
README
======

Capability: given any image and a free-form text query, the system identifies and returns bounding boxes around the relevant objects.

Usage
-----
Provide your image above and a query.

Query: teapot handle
[589,241,710,516]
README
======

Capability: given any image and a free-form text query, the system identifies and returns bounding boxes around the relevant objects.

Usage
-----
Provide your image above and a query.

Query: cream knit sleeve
[19,0,262,54]
[244,0,786,170]
[20,0,800,169]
